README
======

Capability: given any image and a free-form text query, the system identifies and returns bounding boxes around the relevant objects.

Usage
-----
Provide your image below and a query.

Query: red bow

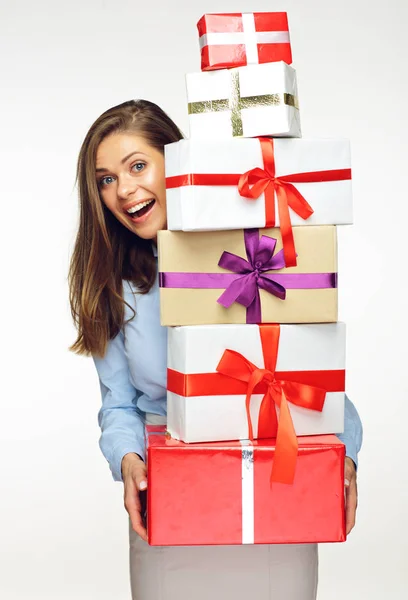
[238,138,351,267]
[216,324,327,484]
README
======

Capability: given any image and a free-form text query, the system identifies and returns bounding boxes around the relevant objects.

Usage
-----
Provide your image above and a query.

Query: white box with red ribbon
[165,137,353,241]
[186,61,301,138]
[167,322,346,483]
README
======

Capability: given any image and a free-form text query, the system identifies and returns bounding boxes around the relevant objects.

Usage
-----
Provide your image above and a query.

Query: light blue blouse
[93,274,363,482]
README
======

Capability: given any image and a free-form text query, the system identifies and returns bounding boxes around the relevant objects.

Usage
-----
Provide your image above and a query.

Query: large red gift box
[146,429,346,546]
[197,12,292,71]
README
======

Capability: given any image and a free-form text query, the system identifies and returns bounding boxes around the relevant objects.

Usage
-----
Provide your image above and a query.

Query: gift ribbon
[199,30,291,50]
[217,228,286,323]
[241,440,255,544]
[216,324,327,485]
[188,70,298,137]
[160,271,337,290]
[239,138,353,266]
[167,367,345,397]
[166,138,351,267]
[239,137,315,266]
[159,229,337,324]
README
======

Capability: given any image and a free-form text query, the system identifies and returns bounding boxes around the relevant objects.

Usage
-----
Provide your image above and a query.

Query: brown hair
[69,99,183,357]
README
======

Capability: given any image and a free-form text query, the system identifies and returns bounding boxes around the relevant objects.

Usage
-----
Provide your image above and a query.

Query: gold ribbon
[188,71,299,136]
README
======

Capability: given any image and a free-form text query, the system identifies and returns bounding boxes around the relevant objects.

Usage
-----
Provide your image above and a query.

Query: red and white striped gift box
[197,12,292,71]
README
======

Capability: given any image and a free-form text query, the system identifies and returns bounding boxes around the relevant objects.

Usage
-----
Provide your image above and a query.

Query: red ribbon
[239,138,352,267]
[167,368,345,397]
[216,324,327,485]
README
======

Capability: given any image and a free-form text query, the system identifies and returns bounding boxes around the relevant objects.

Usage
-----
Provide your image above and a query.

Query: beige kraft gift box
[158,226,338,326]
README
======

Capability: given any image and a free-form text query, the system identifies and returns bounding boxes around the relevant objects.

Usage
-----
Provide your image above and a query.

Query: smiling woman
[68,100,183,357]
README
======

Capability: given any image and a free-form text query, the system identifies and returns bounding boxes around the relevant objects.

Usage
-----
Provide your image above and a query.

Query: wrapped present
[197,12,292,71]
[186,61,300,139]
[167,323,346,456]
[165,137,352,265]
[147,432,346,546]
[158,226,338,326]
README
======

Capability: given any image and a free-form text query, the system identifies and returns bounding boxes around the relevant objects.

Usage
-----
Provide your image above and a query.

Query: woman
[69,99,363,600]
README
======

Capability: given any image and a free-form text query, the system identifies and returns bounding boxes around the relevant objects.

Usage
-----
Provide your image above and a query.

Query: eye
[131,161,146,173]
[99,175,115,187]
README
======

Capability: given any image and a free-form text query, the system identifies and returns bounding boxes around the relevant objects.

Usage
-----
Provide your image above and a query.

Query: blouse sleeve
[336,394,363,469]
[93,330,146,482]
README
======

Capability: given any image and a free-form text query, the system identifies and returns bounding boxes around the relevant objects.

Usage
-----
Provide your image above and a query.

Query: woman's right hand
[121,453,148,542]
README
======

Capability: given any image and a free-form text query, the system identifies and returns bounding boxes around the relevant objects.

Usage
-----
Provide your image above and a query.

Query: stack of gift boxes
[147,12,353,546]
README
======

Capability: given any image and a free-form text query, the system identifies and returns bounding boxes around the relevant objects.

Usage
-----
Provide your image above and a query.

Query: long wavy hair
[69,99,183,357]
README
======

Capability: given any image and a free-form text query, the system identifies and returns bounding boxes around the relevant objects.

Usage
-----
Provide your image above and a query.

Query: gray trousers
[129,415,318,600]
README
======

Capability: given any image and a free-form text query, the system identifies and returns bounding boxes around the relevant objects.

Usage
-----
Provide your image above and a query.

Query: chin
[133,219,166,241]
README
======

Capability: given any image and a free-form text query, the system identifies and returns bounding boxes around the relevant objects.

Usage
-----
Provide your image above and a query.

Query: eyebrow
[96,151,148,173]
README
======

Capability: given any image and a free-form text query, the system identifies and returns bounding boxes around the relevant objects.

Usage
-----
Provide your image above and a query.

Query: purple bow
[217,229,288,323]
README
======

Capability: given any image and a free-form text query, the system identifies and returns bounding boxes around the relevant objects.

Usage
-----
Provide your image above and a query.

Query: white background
[1,0,407,598]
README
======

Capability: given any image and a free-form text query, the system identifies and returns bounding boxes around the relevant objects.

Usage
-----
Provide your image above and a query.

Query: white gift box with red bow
[166,323,346,444]
[165,137,353,232]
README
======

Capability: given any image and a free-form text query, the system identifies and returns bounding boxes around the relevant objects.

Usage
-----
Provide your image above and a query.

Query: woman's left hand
[344,457,358,535]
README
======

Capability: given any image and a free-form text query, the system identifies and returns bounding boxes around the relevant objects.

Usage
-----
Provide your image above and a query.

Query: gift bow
[217,228,287,324]
[216,324,327,484]
[238,137,316,267]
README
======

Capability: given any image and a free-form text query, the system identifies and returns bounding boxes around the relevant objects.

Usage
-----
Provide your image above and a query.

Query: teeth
[127,199,154,214]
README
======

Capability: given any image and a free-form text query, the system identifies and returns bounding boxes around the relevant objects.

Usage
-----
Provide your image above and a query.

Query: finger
[124,481,148,542]
[345,480,358,535]
[126,496,148,542]
[131,514,148,542]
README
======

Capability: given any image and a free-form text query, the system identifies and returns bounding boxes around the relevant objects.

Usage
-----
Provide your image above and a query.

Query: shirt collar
[152,242,158,257]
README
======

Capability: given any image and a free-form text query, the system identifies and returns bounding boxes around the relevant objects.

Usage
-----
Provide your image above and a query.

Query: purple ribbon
[216,229,286,323]
[159,272,337,289]
[159,229,337,324]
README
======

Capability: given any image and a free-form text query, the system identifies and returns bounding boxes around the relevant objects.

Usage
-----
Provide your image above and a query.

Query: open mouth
[126,199,156,220]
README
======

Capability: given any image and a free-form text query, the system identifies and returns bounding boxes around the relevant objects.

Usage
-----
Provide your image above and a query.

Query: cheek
[151,165,166,200]
[100,190,117,214]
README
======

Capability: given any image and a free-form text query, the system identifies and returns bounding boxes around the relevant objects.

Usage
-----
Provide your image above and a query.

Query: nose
[117,173,138,201]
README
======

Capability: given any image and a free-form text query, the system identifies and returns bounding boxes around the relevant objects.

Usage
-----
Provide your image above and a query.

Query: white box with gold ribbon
[186,61,301,138]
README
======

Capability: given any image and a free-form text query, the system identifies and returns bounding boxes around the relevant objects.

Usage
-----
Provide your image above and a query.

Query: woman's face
[96,132,167,240]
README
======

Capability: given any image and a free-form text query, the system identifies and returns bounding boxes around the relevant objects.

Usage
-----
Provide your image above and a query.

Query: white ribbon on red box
[199,13,290,65]
[241,440,255,544]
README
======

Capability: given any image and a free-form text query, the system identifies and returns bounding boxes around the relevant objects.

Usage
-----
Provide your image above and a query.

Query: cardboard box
[158,226,338,325]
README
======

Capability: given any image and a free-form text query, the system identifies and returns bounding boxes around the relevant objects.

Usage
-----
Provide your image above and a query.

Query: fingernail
[139,481,147,491]
[344,478,350,487]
